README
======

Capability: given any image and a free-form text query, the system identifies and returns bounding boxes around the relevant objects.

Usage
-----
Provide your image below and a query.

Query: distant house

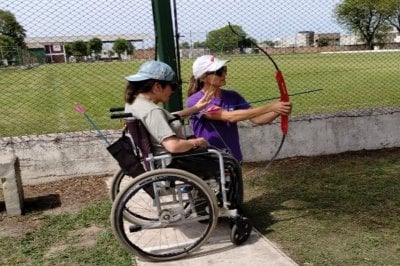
[314,33,340,47]
[274,36,297,48]
[25,34,148,63]
[340,34,364,46]
[297,31,315,47]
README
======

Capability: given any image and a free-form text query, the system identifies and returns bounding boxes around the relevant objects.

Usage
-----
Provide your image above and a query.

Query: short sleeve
[144,108,176,143]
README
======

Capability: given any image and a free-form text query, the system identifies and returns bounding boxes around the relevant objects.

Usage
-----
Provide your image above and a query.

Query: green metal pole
[151,0,182,112]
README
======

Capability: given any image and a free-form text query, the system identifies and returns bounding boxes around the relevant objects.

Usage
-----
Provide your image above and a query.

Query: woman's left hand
[194,89,213,111]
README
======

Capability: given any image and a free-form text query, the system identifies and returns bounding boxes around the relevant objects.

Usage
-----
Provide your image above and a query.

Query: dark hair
[124,79,172,104]
[187,75,204,97]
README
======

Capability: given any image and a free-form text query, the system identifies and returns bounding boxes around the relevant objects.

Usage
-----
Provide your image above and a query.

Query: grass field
[243,148,400,265]
[1,51,400,137]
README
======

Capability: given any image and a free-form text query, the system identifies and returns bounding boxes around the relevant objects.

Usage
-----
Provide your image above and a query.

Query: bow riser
[276,70,289,135]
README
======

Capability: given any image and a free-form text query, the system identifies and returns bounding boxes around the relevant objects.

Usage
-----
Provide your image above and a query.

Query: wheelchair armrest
[170,147,209,158]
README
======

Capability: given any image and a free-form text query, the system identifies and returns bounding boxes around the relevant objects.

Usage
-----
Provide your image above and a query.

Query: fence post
[151,0,183,112]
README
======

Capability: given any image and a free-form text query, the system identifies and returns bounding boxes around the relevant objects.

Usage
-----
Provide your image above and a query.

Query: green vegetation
[242,148,400,265]
[1,51,400,137]
[0,201,132,265]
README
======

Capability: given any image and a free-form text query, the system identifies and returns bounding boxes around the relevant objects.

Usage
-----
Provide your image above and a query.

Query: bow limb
[228,22,290,170]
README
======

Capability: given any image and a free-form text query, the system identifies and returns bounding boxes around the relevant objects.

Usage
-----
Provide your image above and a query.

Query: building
[297,31,315,47]
[314,33,340,47]
[25,34,149,63]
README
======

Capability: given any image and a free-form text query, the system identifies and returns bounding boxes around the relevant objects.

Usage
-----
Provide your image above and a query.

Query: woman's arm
[161,136,208,153]
[249,111,280,125]
[204,101,291,123]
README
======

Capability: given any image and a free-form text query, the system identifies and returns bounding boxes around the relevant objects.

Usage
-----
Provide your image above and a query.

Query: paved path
[106,177,298,266]
[135,222,298,266]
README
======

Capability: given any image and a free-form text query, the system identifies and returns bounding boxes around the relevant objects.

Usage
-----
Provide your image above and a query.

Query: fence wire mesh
[1,0,399,137]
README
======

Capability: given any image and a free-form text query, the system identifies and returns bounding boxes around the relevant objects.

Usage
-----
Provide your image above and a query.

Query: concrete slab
[135,222,298,266]
[0,154,24,216]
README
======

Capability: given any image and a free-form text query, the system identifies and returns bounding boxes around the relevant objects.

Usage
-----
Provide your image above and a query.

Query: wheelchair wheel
[110,169,180,225]
[109,169,131,200]
[111,168,219,261]
[230,217,252,245]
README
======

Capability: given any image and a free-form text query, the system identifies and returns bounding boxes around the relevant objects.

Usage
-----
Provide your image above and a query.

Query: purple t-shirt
[186,89,250,161]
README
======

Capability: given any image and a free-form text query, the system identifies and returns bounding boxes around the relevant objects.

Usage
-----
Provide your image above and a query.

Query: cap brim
[208,59,229,72]
[125,73,149,82]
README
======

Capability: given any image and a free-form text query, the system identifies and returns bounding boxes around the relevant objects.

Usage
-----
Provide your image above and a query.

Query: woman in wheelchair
[124,60,209,155]
[110,61,251,261]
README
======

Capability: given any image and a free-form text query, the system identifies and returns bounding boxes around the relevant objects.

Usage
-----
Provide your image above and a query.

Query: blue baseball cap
[125,61,176,82]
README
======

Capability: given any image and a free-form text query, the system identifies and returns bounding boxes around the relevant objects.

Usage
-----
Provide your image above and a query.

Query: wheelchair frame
[109,109,252,261]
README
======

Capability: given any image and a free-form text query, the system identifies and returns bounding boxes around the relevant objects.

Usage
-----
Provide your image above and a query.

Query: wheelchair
[108,108,252,261]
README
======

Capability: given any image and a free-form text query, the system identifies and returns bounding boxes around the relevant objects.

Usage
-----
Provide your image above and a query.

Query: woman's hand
[194,89,213,111]
[190,137,208,149]
[270,101,292,115]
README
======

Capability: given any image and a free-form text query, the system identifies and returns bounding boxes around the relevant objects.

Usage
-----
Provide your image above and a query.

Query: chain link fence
[1,0,399,137]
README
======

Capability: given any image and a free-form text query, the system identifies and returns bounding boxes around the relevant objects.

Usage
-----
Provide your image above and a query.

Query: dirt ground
[0,175,111,238]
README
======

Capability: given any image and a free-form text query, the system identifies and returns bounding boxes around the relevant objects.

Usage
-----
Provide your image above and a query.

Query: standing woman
[186,55,292,162]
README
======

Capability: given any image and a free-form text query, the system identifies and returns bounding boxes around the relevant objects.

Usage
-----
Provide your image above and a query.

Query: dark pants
[167,149,243,210]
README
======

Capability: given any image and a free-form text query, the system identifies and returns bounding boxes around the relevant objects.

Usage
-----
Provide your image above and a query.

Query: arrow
[75,103,111,145]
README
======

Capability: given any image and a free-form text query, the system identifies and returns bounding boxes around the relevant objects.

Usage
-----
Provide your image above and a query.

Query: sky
[1,0,344,46]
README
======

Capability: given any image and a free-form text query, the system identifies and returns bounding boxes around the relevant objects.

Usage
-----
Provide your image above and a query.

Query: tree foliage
[334,0,394,49]
[193,41,206,48]
[70,40,88,61]
[206,24,252,53]
[260,40,275,48]
[387,0,400,32]
[180,41,190,49]
[0,35,15,61]
[0,9,26,48]
[316,38,330,47]
[113,38,133,59]
[88,37,103,59]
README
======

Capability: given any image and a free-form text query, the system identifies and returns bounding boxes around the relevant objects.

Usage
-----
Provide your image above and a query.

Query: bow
[228,23,290,171]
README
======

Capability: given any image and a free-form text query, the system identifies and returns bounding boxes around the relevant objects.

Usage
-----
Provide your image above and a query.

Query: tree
[335,0,393,49]
[70,40,88,61]
[206,25,249,53]
[0,10,26,48]
[193,41,206,48]
[87,37,103,59]
[0,35,15,62]
[180,41,190,49]
[260,40,275,48]
[64,43,73,59]
[113,38,130,59]
[316,38,330,47]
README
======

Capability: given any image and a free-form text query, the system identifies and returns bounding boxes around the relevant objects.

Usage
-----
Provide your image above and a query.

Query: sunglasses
[207,66,227,77]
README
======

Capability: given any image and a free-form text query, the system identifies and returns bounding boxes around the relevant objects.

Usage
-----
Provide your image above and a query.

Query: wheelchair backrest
[125,118,153,170]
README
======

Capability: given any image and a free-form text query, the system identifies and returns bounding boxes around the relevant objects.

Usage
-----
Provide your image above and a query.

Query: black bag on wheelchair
[107,133,145,177]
